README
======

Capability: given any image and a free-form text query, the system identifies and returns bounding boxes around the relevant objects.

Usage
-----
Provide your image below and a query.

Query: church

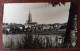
[25,11,37,28]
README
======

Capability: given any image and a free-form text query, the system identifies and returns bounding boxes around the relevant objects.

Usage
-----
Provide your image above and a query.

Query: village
[3,11,68,49]
[3,11,67,34]
[3,2,77,49]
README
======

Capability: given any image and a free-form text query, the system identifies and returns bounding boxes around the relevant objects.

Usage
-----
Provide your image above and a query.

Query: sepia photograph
[3,2,77,50]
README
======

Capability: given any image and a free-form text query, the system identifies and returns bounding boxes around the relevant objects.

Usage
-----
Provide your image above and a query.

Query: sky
[3,2,71,25]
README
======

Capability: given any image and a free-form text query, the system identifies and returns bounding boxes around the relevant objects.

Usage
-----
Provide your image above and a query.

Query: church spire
[28,10,32,23]
[25,10,37,25]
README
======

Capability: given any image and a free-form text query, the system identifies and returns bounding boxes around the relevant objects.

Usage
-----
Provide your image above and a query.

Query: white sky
[3,2,70,24]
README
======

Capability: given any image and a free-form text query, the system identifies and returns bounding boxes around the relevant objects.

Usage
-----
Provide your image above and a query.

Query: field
[3,33,64,50]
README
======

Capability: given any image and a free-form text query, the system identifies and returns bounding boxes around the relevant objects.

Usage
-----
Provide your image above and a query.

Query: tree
[64,2,77,47]
[49,2,77,47]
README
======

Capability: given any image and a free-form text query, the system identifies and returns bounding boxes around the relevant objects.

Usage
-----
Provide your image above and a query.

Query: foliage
[49,2,66,7]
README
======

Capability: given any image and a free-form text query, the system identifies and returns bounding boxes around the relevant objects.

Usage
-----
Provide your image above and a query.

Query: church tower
[28,10,32,24]
[25,10,37,26]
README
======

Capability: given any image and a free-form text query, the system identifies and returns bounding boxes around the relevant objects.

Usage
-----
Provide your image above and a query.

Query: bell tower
[28,10,32,24]
[25,10,37,26]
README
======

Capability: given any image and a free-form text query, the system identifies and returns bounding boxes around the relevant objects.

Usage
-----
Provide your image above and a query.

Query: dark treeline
[3,22,67,34]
